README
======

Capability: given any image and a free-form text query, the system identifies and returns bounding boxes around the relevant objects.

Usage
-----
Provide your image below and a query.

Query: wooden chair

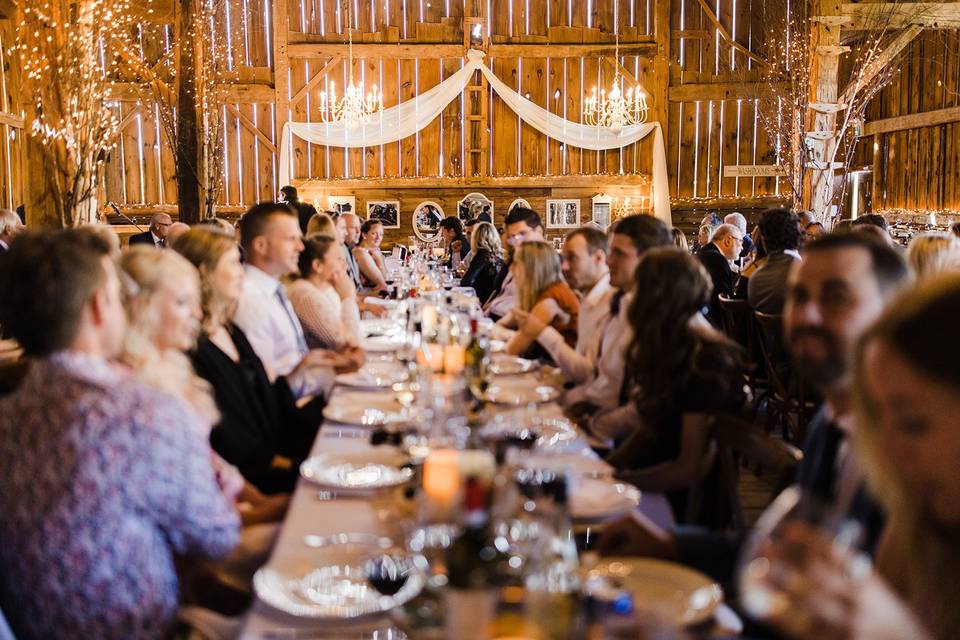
[712,413,803,531]
[753,311,815,443]
[717,294,763,393]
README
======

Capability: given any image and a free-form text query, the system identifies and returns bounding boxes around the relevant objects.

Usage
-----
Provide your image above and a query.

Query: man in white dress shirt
[512,226,613,383]
[563,215,673,440]
[234,203,364,399]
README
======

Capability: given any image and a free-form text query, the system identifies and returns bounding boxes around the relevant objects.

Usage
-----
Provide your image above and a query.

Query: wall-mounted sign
[722,164,788,177]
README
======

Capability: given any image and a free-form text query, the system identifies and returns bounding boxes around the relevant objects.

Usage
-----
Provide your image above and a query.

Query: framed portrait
[457,192,494,222]
[546,199,581,228]
[366,200,400,229]
[412,201,444,242]
[591,194,612,229]
[327,195,356,216]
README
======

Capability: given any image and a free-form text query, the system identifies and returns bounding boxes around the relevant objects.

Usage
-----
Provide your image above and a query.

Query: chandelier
[585,1,649,132]
[318,0,383,127]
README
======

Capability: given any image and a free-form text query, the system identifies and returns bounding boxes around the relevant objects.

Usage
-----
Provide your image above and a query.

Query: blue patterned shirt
[0,351,240,639]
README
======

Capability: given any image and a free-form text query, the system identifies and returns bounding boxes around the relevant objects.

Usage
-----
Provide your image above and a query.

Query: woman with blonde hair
[906,232,960,280]
[173,229,324,494]
[460,221,505,304]
[306,212,337,240]
[496,239,579,356]
[119,246,287,527]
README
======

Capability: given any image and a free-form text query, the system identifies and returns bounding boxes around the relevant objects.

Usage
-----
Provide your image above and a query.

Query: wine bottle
[464,317,488,385]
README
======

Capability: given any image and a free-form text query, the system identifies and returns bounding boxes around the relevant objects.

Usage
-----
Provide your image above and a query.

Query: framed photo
[327,195,356,215]
[591,194,612,229]
[508,198,531,214]
[412,201,444,243]
[366,200,400,229]
[546,199,581,228]
[457,192,494,222]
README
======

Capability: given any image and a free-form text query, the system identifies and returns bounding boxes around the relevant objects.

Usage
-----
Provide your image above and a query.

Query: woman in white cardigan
[286,235,361,349]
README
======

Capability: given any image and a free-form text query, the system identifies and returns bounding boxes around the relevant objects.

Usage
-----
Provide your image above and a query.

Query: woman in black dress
[459,221,506,305]
[173,229,323,494]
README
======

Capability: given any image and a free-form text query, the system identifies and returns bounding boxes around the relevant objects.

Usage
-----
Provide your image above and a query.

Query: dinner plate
[480,377,561,405]
[361,333,408,353]
[568,479,640,522]
[359,318,402,337]
[582,558,723,628]
[253,541,425,620]
[487,354,538,376]
[336,361,408,389]
[323,394,407,426]
[519,451,613,478]
[300,448,413,491]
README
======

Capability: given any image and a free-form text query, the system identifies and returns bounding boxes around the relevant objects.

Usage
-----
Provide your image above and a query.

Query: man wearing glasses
[696,222,743,327]
[128,214,173,248]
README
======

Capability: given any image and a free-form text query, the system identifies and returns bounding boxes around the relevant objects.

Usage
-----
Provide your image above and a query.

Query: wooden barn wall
[92,0,789,233]
[0,20,24,212]
[856,30,960,214]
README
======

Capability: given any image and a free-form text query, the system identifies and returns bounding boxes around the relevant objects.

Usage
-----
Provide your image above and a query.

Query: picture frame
[508,198,531,214]
[411,201,445,243]
[365,200,400,229]
[546,199,581,228]
[591,194,612,229]
[327,195,356,216]
[457,192,494,222]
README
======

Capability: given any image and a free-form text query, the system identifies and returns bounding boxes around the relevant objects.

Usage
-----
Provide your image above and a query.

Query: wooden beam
[108,82,274,104]
[289,55,342,107]
[293,174,653,190]
[841,3,960,30]
[653,0,670,127]
[693,0,768,67]
[839,25,922,106]
[862,106,960,136]
[806,0,844,219]
[286,41,657,59]
[0,112,24,129]
[272,0,290,178]
[668,82,788,102]
[223,104,277,154]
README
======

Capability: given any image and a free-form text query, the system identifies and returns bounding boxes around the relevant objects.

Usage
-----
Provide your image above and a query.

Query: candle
[422,305,438,335]
[443,344,466,375]
[423,449,461,520]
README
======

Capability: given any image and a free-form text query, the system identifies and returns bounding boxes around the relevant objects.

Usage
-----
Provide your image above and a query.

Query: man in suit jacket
[280,185,318,235]
[0,208,22,253]
[597,232,910,585]
[748,208,802,315]
[696,223,742,326]
[128,214,172,248]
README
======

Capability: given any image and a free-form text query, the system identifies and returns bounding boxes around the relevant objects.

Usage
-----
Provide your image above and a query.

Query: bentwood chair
[753,310,816,443]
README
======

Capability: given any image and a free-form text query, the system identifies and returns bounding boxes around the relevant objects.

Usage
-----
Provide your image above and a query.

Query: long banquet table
[237,371,681,639]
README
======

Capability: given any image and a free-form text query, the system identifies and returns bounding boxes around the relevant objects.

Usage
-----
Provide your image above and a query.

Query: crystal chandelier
[318,0,383,128]
[585,1,649,132]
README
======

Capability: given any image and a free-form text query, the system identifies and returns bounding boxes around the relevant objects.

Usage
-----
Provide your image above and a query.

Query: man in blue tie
[233,202,364,399]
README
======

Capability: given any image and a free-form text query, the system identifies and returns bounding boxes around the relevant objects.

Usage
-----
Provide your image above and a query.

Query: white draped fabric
[279,49,671,224]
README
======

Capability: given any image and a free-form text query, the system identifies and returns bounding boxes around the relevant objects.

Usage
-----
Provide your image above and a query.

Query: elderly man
[0,208,22,252]
[339,213,363,290]
[128,213,172,248]
[696,223,743,326]
[724,211,754,259]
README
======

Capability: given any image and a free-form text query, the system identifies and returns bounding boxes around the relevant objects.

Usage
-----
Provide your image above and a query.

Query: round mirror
[412,201,444,243]
[457,192,494,222]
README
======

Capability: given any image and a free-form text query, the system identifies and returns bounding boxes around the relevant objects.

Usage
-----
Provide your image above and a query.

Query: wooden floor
[739,466,779,527]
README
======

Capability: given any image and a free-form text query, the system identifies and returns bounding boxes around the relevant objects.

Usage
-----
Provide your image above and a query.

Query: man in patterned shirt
[0,229,239,639]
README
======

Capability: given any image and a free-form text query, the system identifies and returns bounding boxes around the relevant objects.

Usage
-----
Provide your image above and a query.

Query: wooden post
[273,0,290,190]
[654,0,671,149]
[175,0,202,224]
[806,0,843,220]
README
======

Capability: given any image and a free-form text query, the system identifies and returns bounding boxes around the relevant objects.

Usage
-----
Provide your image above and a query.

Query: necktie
[275,285,308,355]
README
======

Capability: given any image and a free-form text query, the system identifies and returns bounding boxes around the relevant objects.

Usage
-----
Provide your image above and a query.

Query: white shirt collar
[243,263,281,293]
[0,239,8,250]
[583,273,612,306]
[151,231,162,245]
[784,249,802,260]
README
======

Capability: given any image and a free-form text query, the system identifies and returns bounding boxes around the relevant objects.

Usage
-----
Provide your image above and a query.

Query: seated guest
[0,207,22,252]
[600,249,745,522]
[724,211,754,261]
[514,226,613,384]
[233,202,363,398]
[906,232,960,280]
[306,211,337,239]
[175,229,326,493]
[747,208,802,315]
[598,233,909,586]
[756,275,960,640]
[166,221,191,245]
[459,217,482,272]
[804,220,825,241]
[128,212,172,247]
[353,219,389,293]
[339,212,364,289]
[696,223,743,326]
[459,221,505,304]
[119,247,289,523]
[696,223,713,249]
[564,215,673,425]
[440,216,470,268]
[671,227,689,252]
[196,216,236,237]
[280,184,318,235]
[484,207,545,320]
[0,229,238,639]
[287,235,361,349]
[734,227,766,298]
[498,240,580,356]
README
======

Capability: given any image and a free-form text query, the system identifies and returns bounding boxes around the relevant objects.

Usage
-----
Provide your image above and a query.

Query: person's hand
[597,512,679,559]
[331,267,356,301]
[564,400,599,425]
[323,345,366,374]
[512,308,548,340]
[750,522,932,640]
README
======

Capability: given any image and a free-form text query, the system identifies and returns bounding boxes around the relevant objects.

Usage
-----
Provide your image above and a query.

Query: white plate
[481,377,560,405]
[359,318,401,337]
[520,452,613,478]
[583,558,723,628]
[336,361,408,389]
[323,393,408,426]
[361,334,408,353]
[488,354,538,376]
[300,449,413,491]
[253,545,424,620]
[569,479,640,521]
